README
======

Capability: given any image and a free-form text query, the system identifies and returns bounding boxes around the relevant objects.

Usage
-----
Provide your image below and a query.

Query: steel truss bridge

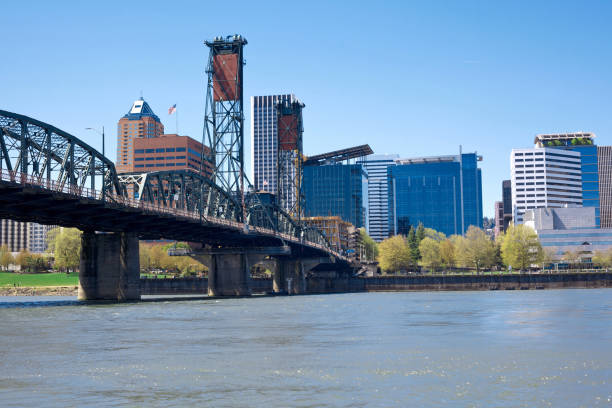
[0,109,344,259]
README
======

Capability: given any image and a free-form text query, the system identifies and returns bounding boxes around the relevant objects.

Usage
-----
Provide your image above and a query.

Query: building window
[156,148,165,153]
[145,149,154,153]
[166,148,175,152]
[176,147,186,152]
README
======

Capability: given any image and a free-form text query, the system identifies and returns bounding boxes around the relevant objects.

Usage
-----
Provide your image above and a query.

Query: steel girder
[0,110,124,200]
[117,170,241,221]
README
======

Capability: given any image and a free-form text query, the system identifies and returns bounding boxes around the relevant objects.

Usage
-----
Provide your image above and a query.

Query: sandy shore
[0,286,78,296]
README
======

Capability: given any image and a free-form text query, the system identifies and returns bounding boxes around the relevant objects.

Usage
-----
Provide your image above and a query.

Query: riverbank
[0,286,78,296]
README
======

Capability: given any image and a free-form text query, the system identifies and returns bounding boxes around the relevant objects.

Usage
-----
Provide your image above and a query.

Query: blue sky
[3,1,612,217]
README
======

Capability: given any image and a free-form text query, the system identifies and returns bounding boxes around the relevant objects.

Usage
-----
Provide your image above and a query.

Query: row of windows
[134,162,187,168]
[135,155,187,162]
[134,148,186,154]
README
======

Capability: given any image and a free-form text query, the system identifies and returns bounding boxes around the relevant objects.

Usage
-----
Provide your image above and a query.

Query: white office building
[511,148,582,223]
[251,94,298,200]
[359,154,398,241]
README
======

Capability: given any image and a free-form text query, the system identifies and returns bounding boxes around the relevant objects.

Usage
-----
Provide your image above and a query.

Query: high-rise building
[251,94,298,196]
[511,148,582,223]
[388,150,483,237]
[534,133,599,225]
[597,146,612,228]
[0,220,53,253]
[302,163,367,228]
[116,98,164,174]
[359,154,398,242]
[502,179,513,230]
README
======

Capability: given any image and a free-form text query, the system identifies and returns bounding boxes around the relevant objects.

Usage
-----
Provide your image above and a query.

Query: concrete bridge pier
[78,231,140,301]
[273,257,329,294]
[205,252,256,297]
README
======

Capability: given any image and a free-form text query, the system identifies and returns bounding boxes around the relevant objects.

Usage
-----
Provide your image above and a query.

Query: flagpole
[176,107,179,135]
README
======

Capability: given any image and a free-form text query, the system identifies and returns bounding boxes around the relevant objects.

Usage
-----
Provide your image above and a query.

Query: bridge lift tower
[276,99,305,222]
[202,35,248,208]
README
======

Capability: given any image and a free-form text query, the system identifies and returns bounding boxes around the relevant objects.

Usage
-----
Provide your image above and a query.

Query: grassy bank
[0,272,79,287]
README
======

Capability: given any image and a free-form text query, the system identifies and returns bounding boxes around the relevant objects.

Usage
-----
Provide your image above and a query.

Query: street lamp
[85,126,105,157]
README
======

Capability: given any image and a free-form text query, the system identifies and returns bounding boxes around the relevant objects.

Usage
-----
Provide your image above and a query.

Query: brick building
[116,98,164,173]
[116,98,211,177]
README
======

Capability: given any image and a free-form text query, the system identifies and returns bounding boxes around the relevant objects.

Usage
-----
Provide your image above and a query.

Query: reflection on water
[1,290,611,407]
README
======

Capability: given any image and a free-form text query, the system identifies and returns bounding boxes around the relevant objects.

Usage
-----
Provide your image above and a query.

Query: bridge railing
[1,168,344,259]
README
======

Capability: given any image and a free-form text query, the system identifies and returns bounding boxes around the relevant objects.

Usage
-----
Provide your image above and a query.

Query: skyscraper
[502,179,512,230]
[359,154,398,242]
[388,151,483,237]
[116,98,164,174]
[251,94,298,196]
[302,163,367,228]
[510,148,582,223]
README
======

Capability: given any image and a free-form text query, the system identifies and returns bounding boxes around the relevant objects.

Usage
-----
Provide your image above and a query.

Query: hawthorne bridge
[0,35,350,301]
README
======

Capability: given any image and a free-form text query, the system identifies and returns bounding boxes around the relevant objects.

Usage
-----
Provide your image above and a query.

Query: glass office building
[388,152,483,237]
[302,164,367,228]
[534,133,600,226]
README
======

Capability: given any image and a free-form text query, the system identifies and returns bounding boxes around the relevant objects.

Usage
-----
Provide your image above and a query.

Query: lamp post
[85,126,105,157]
[85,126,106,201]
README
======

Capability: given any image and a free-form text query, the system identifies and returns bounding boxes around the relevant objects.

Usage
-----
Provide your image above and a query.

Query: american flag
[168,104,176,115]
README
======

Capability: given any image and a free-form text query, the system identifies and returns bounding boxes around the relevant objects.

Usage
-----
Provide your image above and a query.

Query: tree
[419,237,441,271]
[593,248,612,269]
[0,245,14,271]
[359,228,379,261]
[461,226,497,273]
[562,250,581,264]
[139,244,152,272]
[438,239,456,269]
[15,249,32,272]
[424,228,446,242]
[415,223,425,243]
[377,235,412,273]
[500,224,543,271]
[48,228,82,272]
[541,247,557,270]
[407,227,420,264]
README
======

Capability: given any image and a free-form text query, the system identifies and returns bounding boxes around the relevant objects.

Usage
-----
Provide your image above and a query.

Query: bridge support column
[207,253,252,297]
[274,259,305,294]
[78,231,140,301]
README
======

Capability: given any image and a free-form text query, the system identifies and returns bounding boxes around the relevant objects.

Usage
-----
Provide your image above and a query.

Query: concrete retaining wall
[141,277,273,295]
[141,273,612,296]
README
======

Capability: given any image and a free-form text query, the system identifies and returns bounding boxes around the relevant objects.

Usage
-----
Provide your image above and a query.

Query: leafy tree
[424,228,445,242]
[499,224,543,270]
[562,250,581,264]
[359,228,379,261]
[419,237,441,271]
[460,226,498,273]
[0,245,14,271]
[438,238,456,268]
[139,244,152,272]
[415,223,425,243]
[541,247,557,269]
[407,227,420,263]
[377,235,412,273]
[15,249,32,272]
[48,228,82,272]
[593,248,612,268]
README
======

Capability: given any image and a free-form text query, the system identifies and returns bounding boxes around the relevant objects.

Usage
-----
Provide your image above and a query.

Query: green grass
[0,272,79,287]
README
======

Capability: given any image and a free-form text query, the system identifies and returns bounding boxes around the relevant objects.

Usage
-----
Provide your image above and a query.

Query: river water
[1,289,611,407]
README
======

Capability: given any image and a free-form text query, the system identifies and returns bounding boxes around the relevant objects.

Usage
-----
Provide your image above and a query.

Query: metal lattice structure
[276,99,305,220]
[202,34,247,202]
[118,170,241,221]
[0,110,124,200]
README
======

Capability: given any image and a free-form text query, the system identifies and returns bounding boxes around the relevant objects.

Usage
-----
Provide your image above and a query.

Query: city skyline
[3,1,612,217]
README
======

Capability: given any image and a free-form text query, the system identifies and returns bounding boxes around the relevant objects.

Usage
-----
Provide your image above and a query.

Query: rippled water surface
[1,290,612,407]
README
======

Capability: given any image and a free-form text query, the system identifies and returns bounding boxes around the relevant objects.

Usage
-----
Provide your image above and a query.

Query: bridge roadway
[0,109,349,300]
